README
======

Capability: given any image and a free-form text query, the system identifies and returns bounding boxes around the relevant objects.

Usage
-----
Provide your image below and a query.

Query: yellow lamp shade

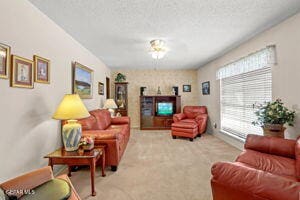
[53,94,90,120]
[103,99,118,109]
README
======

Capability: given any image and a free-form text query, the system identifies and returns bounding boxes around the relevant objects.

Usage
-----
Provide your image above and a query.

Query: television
[157,102,173,116]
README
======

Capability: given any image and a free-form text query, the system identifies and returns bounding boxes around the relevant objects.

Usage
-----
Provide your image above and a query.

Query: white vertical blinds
[218,46,275,140]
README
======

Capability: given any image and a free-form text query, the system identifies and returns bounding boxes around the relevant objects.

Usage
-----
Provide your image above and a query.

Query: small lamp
[53,94,90,151]
[103,99,118,117]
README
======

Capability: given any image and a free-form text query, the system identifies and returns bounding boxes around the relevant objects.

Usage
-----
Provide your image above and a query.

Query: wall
[0,0,110,182]
[111,69,199,127]
[197,12,300,148]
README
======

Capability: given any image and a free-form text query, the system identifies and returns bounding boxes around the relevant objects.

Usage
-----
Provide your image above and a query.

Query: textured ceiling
[28,0,300,69]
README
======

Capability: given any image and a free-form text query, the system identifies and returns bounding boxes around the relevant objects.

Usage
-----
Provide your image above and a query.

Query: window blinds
[218,46,275,140]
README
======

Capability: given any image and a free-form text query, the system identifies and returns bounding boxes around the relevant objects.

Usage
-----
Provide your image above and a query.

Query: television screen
[157,102,173,116]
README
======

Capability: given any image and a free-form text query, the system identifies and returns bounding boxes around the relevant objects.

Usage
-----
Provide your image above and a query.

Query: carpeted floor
[68,129,241,200]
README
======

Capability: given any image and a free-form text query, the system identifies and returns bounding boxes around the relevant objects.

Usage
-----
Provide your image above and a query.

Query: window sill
[220,130,246,143]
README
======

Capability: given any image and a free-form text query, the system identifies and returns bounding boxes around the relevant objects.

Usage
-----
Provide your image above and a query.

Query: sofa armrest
[173,113,186,122]
[83,130,118,140]
[111,117,130,125]
[245,134,296,158]
[211,162,300,200]
[0,166,54,198]
[195,114,208,134]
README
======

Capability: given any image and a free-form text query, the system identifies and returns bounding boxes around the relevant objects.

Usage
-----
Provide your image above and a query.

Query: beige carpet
[68,129,241,200]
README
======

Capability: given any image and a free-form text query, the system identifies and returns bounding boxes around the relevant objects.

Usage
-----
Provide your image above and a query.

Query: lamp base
[62,120,82,151]
[108,108,115,117]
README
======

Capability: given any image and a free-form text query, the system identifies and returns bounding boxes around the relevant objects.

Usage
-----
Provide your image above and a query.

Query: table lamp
[53,94,90,151]
[103,99,118,117]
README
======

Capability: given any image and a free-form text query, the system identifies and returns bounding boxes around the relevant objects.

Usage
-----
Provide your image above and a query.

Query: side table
[44,147,105,196]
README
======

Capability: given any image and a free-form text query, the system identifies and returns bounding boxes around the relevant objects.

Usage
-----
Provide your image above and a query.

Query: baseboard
[214,132,244,150]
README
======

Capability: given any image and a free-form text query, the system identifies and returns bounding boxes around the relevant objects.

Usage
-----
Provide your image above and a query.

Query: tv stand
[140,95,181,130]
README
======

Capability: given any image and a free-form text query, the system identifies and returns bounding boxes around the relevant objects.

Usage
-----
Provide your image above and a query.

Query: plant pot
[83,143,94,151]
[262,124,285,138]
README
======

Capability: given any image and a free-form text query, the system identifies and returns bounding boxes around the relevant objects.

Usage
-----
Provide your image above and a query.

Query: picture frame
[72,62,93,99]
[34,55,50,84]
[183,84,191,92]
[98,82,104,95]
[11,55,34,89]
[0,43,11,79]
[202,81,210,95]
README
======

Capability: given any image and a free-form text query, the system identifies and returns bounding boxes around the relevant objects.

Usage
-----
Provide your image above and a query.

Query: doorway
[106,77,110,99]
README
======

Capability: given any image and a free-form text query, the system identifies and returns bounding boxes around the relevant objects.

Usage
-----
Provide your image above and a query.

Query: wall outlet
[213,123,217,129]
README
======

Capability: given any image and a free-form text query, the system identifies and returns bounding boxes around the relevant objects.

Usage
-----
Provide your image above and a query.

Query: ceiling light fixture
[149,39,167,59]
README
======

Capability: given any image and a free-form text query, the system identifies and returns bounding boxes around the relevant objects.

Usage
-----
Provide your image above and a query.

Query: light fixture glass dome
[149,39,167,59]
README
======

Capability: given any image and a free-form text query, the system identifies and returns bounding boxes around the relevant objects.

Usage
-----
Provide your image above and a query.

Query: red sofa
[77,109,130,171]
[172,106,208,141]
[211,134,300,200]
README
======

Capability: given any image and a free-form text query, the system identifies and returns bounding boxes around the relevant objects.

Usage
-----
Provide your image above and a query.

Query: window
[217,46,275,140]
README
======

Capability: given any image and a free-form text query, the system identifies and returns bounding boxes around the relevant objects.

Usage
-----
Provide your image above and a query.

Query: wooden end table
[44,147,106,196]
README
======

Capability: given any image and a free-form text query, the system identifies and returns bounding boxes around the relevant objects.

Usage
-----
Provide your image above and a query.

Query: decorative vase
[157,86,161,95]
[62,120,82,151]
[262,124,285,138]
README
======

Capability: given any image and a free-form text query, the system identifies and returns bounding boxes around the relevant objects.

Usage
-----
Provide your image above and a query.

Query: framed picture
[34,55,50,84]
[202,81,210,95]
[11,55,34,89]
[73,62,93,99]
[98,82,104,95]
[0,43,11,79]
[183,84,191,92]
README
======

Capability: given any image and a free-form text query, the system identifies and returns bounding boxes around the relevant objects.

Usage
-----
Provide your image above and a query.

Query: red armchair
[171,106,208,141]
[211,134,300,200]
[0,166,80,200]
[77,109,130,171]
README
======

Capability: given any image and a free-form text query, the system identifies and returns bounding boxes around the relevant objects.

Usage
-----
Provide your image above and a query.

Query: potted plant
[78,136,94,153]
[115,73,126,82]
[252,99,296,138]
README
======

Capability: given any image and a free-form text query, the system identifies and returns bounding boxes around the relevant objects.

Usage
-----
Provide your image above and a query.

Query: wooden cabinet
[140,95,181,130]
[114,82,128,116]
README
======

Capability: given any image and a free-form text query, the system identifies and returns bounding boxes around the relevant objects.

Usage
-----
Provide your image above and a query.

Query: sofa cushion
[245,134,296,159]
[19,178,71,200]
[172,122,197,129]
[83,130,118,140]
[236,149,296,178]
[90,109,112,130]
[107,124,129,137]
[183,106,207,119]
[77,115,97,131]
[180,119,197,124]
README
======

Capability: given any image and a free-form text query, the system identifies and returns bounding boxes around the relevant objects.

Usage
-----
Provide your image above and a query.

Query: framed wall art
[98,82,104,95]
[73,62,93,99]
[183,84,191,92]
[202,81,210,95]
[34,55,50,84]
[0,43,11,79]
[11,55,34,89]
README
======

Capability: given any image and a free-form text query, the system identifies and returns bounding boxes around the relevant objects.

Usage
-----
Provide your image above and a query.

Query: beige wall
[111,69,199,127]
[198,12,300,148]
[0,0,110,182]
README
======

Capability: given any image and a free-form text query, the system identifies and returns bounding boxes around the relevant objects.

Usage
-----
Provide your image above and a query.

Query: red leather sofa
[211,134,300,200]
[171,106,208,141]
[77,109,130,171]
